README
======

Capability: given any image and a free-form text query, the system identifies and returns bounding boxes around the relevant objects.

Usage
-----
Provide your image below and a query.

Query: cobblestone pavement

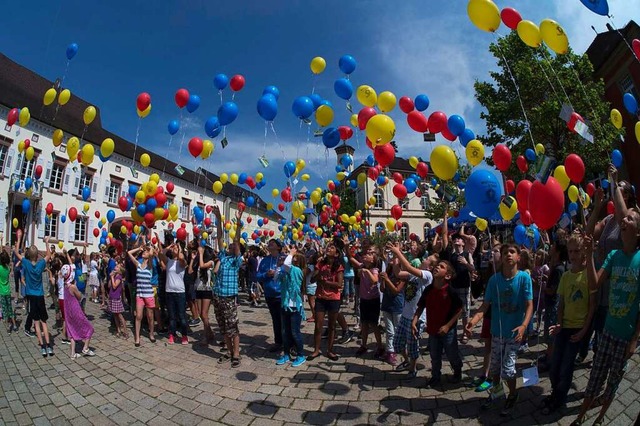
[1,293,639,426]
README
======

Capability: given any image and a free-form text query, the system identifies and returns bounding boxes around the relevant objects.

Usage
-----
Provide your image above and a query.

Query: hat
[60,264,74,285]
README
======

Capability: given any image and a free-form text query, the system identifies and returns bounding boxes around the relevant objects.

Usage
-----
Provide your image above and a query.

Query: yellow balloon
[583,194,591,209]
[58,89,71,106]
[356,85,377,107]
[386,218,396,232]
[168,205,178,218]
[635,122,640,144]
[296,158,306,171]
[553,165,570,191]
[201,140,214,159]
[53,129,64,147]
[350,114,358,128]
[202,232,208,240]
[266,202,273,211]
[25,146,34,161]
[301,174,310,181]
[135,190,146,204]
[12,218,18,228]
[377,91,397,113]
[365,114,395,145]
[272,188,279,198]
[316,228,323,236]
[517,20,542,48]
[230,173,239,185]
[467,0,501,32]
[19,107,30,127]
[535,143,545,155]
[137,104,152,118]
[140,153,151,167]
[310,191,321,205]
[540,19,569,55]
[315,104,334,127]
[357,173,366,185]
[43,88,57,106]
[101,217,107,226]
[499,197,518,221]
[340,213,349,223]
[292,201,305,218]
[430,145,458,180]
[310,56,326,74]
[610,109,623,129]
[336,172,345,181]
[568,185,579,203]
[100,138,115,158]
[207,180,221,194]
[475,217,488,232]
[256,172,264,182]
[17,140,25,153]
[229,231,236,240]
[220,173,228,184]
[83,106,97,125]
[58,241,64,249]
[408,156,419,169]
[149,173,160,184]
[67,137,80,161]
[120,225,127,234]
[146,181,157,197]
[108,233,114,239]
[465,139,485,166]
[81,144,94,166]
[83,203,90,213]
[154,207,164,220]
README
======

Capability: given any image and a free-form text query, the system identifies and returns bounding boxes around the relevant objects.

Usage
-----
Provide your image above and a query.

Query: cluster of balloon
[188,137,214,160]
[333,55,357,102]
[620,91,640,143]
[211,168,269,197]
[136,92,152,118]
[41,43,78,110]
[7,107,31,128]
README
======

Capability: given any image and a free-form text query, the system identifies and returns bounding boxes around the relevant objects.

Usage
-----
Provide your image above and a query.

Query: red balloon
[144,213,155,228]
[516,180,533,211]
[229,74,245,92]
[162,209,169,220]
[338,125,353,140]
[188,137,203,158]
[407,111,429,133]
[204,217,212,227]
[427,111,447,134]
[68,207,78,222]
[237,202,246,212]
[156,185,164,194]
[93,228,100,238]
[367,167,379,180]
[564,154,585,183]
[327,181,336,192]
[607,200,615,215]
[155,192,167,206]
[416,162,429,179]
[634,39,640,63]
[586,182,595,197]
[269,230,275,237]
[94,211,100,219]
[492,144,512,172]
[392,172,403,184]
[136,92,151,111]
[263,218,269,225]
[500,7,522,30]
[331,194,340,206]
[399,96,414,113]
[516,155,528,173]
[374,143,395,167]
[168,222,174,230]
[181,223,187,228]
[118,196,129,212]
[193,226,200,235]
[278,203,285,212]
[441,126,456,142]
[176,227,187,241]
[358,107,377,130]
[175,89,189,109]
[7,108,18,126]
[166,182,175,193]
[520,210,532,226]
[246,176,256,189]
[529,177,564,230]
[567,112,584,133]
[390,205,403,220]
[205,205,213,214]
[365,138,374,150]
[45,203,54,215]
[246,216,252,224]
[24,139,30,149]
[392,184,408,199]
[505,179,515,194]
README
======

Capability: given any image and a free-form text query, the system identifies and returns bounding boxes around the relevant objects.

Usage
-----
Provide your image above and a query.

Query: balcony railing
[8,173,43,199]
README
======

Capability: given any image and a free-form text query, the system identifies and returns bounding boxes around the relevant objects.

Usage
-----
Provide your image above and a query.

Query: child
[387,242,435,379]
[413,260,463,387]
[88,253,100,303]
[276,252,307,367]
[465,244,533,417]
[60,264,96,358]
[531,249,549,332]
[0,249,17,333]
[304,252,318,322]
[379,255,406,366]
[109,264,128,339]
[50,255,70,345]
[127,243,156,347]
[541,234,594,415]
[541,240,568,366]
[571,210,640,426]
[14,232,54,356]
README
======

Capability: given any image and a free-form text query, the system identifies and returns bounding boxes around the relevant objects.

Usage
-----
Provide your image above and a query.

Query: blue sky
[2,0,639,197]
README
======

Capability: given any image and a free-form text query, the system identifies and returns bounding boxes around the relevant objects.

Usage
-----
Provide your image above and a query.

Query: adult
[158,241,188,345]
[257,239,284,353]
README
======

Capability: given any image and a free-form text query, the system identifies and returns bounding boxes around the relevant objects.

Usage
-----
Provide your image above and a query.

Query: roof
[586,20,640,72]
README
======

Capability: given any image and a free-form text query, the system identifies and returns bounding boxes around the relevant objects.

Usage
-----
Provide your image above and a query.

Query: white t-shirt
[402,270,432,322]
[165,258,186,293]
[90,260,99,277]
[57,275,64,300]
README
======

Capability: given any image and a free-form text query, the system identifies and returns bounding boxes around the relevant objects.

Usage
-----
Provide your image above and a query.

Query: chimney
[606,23,614,32]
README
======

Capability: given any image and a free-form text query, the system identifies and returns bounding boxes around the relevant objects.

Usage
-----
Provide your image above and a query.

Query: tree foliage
[474,32,622,178]
[422,165,470,223]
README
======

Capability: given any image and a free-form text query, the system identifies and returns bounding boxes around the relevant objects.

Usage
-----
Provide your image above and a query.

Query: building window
[180,199,191,220]
[0,144,8,175]
[49,162,65,191]
[74,218,87,243]
[423,223,431,240]
[18,154,37,180]
[106,181,121,205]
[165,194,175,209]
[374,189,384,209]
[45,212,59,238]
[77,170,93,197]
[420,195,429,210]
[400,198,409,209]
[400,223,409,241]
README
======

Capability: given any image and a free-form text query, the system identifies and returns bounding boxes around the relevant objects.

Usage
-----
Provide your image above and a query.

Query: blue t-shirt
[107,258,117,276]
[343,256,355,278]
[257,255,282,298]
[74,259,86,293]
[485,271,533,339]
[22,259,46,296]
[602,249,640,341]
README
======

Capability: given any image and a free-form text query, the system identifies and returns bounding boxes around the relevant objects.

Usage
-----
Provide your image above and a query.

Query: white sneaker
[70,353,81,359]
[82,349,96,357]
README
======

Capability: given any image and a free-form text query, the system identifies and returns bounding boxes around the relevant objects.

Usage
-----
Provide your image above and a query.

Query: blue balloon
[459,128,475,147]
[376,175,386,186]
[404,178,418,193]
[339,55,357,74]
[525,148,537,162]
[602,179,610,189]
[623,92,638,114]
[257,94,278,121]
[186,94,200,113]
[128,185,139,198]
[366,155,375,166]
[98,151,109,162]
[514,224,527,245]
[204,116,222,138]
[334,78,354,100]
[284,161,296,178]
[263,85,280,100]
[217,101,239,126]
[168,119,180,135]
[99,237,106,245]
[292,96,314,119]
[309,94,323,110]
[415,94,430,112]
[213,73,229,90]
[457,182,466,190]
[101,229,108,237]
[524,225,541,250]
[131,233,138,242]
[465,169,503,218]
[21,198,30,214]
[447,115,466,136]
[430,178,438,186]
[612,149,623,168]
[322,127,341,149]
[349,180,358,189]
[66,43,79,60]
[24,177,32,190]
[568,202,579,212]
[238,173,247,185]
[82,186,91,201]
[341,154,353,168]
[61,215,66,224]
[319,100,333,109]
[146,198,157,211]
[335,165,343,173]
[257,218,264,227]
[579,0,609,16]
[107,210,116,223]
[193,207,204,222]
[14,180,20,191]
[246,196,255,207]
[136,204,147,217]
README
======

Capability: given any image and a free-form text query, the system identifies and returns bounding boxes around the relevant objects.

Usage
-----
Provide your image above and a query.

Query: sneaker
[40,347,47,357]
[395,360,410,372]
[425,376,441,388]
[70,353,82,359]
[291,355,307,367]
[181,336,189,345]
[275,355,290,365]
[47,346,54,357]
[189,319,201,327]
[61,339,71,345]
[500,393,519,417]
[25,329,35,337]
[337,330,353,344]
[475,380,493,392]
[82,349,96,357]
[468,376,485,388]
[168,334,175,345]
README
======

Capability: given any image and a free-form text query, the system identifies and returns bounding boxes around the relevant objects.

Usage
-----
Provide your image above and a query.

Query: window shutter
[103,179,111,202]
[37,208,45,239]
[3,147,15,177]
[62,166,72,193]
[121,182,129,198]
[177,199,183,219]
[91,171,100,200]
[72,170,81,196]
[88,219,95,244]
[57,217,66,241]
[69,219,76,242]
[44,160,53,188]
[0,201,6,234]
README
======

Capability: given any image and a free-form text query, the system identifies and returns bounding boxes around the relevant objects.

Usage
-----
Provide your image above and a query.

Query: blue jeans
[342,277,355,298]
[550,328,582,404]
[428,328,463,380]
[281,309,303,356]
[266,297,283,346]
[166,292,188,336]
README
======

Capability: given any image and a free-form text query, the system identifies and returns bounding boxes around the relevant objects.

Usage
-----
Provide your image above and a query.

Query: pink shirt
[359,268,380,300]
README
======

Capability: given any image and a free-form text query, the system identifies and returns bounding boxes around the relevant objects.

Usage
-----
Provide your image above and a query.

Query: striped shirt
[136,266,154,298]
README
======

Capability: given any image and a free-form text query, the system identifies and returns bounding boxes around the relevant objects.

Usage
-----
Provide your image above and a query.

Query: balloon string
[535,55,562,104]
[263,121,268,156]
[269,121,285,161]
[570,61,599,123]
[297,119,303,159]
[539,48,572,108]
[176,110,187,167]
[131,118,141,166]
[60,60,70,89]
[608,16,640,63]
[219,90,223,105]
[161,135,175,179]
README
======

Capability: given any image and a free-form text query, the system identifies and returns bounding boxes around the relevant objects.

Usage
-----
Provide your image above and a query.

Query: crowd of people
[0,166,639,423]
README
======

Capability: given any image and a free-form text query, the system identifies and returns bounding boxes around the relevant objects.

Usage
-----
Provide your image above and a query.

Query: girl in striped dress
[127,244,156,347]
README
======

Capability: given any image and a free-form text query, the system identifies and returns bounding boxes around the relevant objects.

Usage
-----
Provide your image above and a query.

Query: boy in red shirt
[412,260,463,388]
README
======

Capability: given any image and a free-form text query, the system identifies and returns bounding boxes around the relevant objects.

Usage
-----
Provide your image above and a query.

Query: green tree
[474,32,622,178]
[423,165,470,222]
